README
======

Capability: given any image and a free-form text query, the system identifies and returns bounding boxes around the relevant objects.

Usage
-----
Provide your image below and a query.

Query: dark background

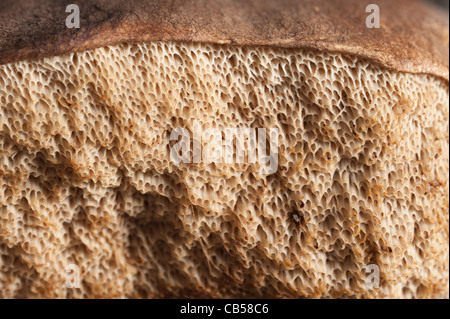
[430,0,449,10]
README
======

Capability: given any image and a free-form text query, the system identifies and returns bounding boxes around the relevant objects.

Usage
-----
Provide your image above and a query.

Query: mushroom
[0,0,448,298]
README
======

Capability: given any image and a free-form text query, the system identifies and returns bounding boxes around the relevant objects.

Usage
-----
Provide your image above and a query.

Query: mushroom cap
[0,0,448,81]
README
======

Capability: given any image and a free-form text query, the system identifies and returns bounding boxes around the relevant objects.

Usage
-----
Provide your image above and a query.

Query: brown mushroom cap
[0,0,448,81]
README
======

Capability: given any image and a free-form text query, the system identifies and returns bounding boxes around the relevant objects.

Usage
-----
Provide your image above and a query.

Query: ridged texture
[0,41,448,298]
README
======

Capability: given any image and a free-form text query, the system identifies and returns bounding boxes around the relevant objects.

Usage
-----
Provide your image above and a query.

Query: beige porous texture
[0,41,448,298]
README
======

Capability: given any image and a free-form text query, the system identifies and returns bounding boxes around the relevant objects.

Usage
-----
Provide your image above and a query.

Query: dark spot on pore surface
[290,211,304,225]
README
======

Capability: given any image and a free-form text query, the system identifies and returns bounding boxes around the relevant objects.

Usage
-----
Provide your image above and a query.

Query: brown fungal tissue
[0,0,448,298]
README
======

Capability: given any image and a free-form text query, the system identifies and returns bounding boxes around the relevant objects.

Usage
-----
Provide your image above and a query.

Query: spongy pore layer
[0,41,448,298]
